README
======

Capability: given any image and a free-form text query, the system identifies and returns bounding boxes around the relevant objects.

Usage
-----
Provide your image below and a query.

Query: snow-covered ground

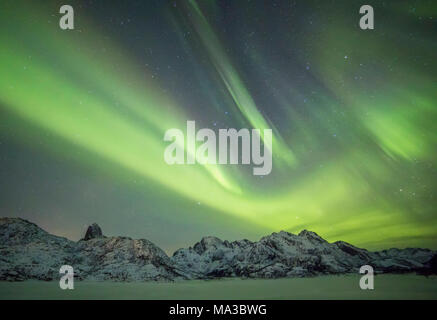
[1,275,436,299]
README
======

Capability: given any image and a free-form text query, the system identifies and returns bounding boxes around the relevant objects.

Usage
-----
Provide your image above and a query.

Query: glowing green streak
[186,0,296,166]
[1,1,436,250]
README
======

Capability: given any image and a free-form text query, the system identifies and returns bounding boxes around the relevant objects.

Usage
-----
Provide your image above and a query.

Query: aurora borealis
[0,0,436,253]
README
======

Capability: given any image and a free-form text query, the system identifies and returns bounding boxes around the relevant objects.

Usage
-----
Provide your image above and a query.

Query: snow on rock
[0,218,184,281]
[0,218,75,281]
[172,230,436,279]
[73,236,183,281]
[0,218,435,281]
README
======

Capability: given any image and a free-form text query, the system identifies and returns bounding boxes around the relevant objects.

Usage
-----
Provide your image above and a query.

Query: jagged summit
[83,223,104,241]
[193,236,227,254]
[0,217,436,281]
[298,229,326,242]
[172,228,436,279]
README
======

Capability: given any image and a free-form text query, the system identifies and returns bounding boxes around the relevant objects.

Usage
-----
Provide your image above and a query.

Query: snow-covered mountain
[173,230,435,278]
[0,218,183,281]
[0,217,435,281]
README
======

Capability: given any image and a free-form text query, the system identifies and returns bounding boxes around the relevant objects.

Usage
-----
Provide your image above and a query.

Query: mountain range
[0,217,435,281]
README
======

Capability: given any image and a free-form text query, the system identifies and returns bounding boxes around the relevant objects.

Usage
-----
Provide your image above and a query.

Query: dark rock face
[83,223,103,241]
[0,217,435,281]
[334,241,372,260]
[429,254,437,274]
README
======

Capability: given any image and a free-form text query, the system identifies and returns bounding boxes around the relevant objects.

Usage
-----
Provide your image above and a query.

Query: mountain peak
[0,217,37,227]
[83,223,103,240]
[298,229,326,242]
[193,236,225,254]
[1,218,435,281]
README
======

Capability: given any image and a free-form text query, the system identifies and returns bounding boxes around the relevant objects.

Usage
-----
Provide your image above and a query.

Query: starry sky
[0,0,436,253]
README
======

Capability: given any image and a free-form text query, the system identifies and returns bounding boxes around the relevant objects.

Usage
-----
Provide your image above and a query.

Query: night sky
[1,0,436,253]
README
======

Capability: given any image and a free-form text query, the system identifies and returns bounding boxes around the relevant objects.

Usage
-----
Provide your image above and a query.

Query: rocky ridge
[0,218,435,281]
